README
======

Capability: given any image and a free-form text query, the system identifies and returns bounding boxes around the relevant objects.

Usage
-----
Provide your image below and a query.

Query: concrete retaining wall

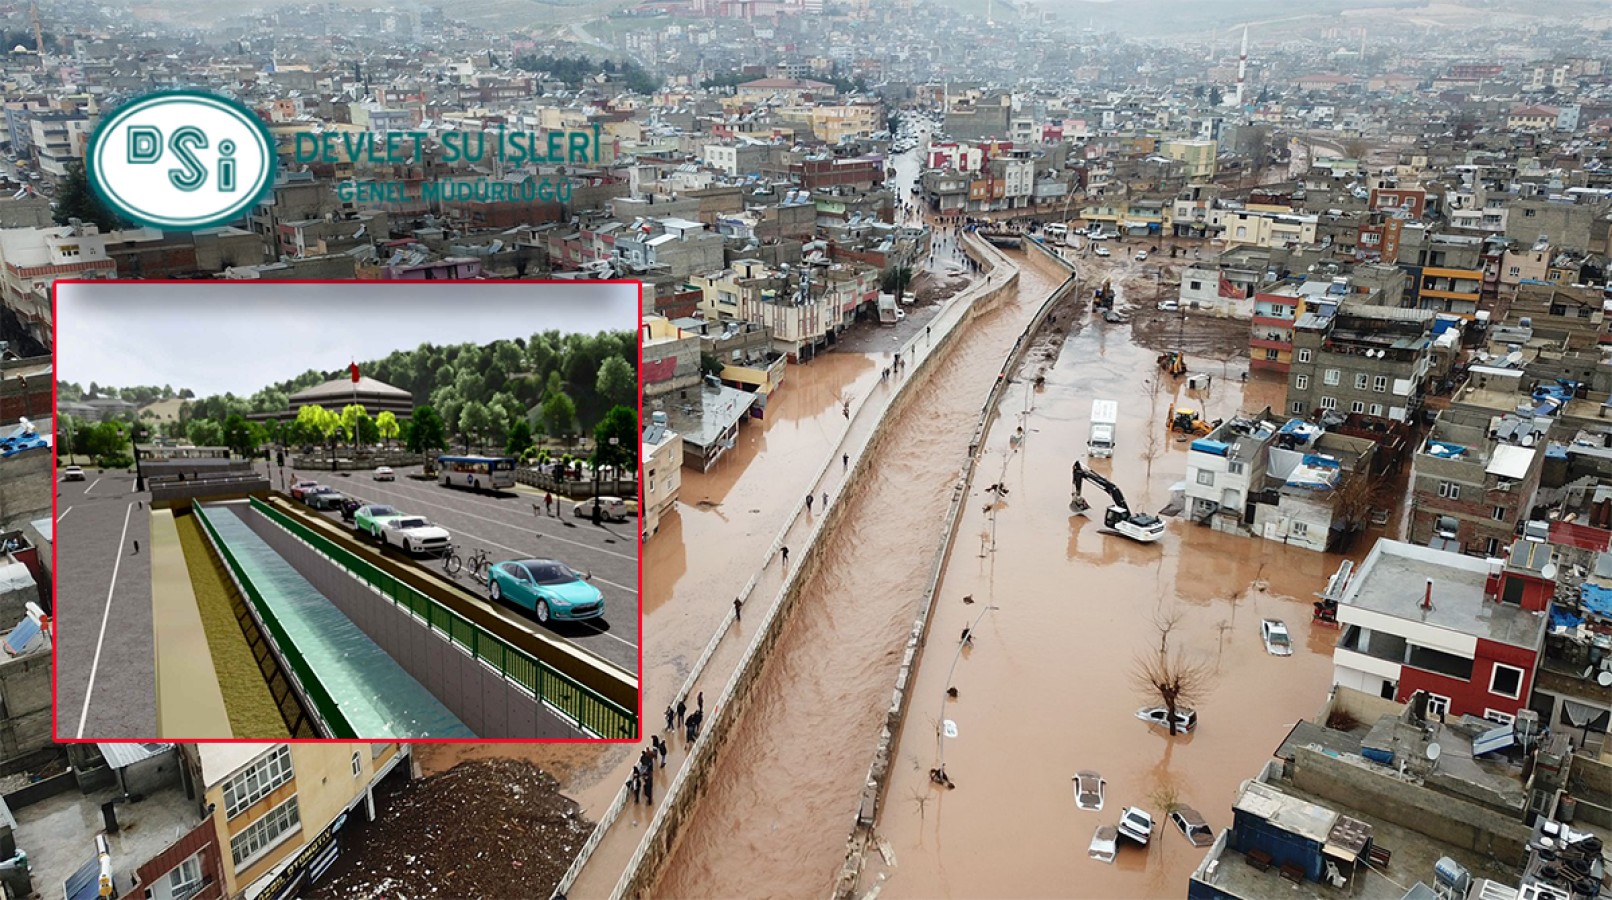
[1290,746,1533,866]
[233,506,578,739]
[574,236,1019,900]
[0,652,49,760]
[833,250,1079,898]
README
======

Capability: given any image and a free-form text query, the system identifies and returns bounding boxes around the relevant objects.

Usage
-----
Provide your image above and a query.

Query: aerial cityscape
[0,0,1608,896]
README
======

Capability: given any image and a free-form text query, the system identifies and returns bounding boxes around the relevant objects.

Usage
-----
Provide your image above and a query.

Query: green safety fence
[249,497,636,739]
[194,504,360,739]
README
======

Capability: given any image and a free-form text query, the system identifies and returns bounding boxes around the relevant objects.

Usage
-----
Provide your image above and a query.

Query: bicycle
[442,544,464,577]
[466,548,491,580]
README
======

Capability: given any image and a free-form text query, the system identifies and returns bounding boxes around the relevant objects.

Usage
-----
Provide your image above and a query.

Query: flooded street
[650,250,1069,898]
[862,266,1376,897]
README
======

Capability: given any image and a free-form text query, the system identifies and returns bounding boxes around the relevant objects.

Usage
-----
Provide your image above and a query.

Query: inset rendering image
[54,281,641,740]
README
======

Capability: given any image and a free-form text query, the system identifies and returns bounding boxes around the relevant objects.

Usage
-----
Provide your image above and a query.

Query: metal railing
[248,497,636,739]
[193,503,357,738]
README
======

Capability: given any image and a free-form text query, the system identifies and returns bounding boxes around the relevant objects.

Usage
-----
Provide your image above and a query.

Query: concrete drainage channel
[832,250,1081,899]
[552,235,1020,900]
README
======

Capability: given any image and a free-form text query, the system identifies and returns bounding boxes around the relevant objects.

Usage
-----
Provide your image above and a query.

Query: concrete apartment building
[1158,138,1217,181]
[641,411,682,539]
[614,217,725,280]
[1409,405,1546,558]
[1286,303,1435,423]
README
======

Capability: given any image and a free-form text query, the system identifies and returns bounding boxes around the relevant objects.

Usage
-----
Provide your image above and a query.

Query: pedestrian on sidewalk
[821,491,828,509]
[132,540,140,555]
[676,698,687,729]
[652,735,667,767]
[781,545,790,566]
[688,708,704,741]
[545,492,554,515]
[643,764,655,804]
[629,769,641,803]
[806,493,814,513]
[733,596,743,622]
[641,745,655,773]
[843,453,850,472]
[665,704,675,732]
[697,690,705,712]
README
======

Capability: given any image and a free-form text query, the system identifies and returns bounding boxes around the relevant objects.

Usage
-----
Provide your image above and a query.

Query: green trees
[595,356,636,409]
[408,405,448,454]
[506,418,535,459]
[54,162,122,232]
[459,401,494,452]
[376,411,400,449]
[592,405,638,472]
[541,391,577,442]
[222,413,258,458]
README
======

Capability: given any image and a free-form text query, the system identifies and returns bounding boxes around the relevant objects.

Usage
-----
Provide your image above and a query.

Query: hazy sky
[57,281,639,396]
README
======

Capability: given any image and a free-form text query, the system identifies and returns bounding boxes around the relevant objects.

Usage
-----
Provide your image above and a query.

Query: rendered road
[55,471,154,739]
[258,462,640,673]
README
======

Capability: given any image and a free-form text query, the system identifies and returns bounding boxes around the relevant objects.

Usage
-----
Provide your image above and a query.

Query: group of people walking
[636,691,711,805]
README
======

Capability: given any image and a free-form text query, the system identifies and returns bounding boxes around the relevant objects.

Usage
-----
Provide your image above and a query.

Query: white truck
[1089,399,1118,458]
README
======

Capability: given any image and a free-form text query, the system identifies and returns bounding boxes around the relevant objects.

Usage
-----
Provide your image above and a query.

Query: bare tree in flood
[1133,623,1213,737]
[1329,470,1389,533]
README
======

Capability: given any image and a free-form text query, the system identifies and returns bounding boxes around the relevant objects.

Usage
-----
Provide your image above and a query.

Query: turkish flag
[349,362,360,383]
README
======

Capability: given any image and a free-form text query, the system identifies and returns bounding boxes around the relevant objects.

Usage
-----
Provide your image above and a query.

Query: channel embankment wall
[566,236,1019,900]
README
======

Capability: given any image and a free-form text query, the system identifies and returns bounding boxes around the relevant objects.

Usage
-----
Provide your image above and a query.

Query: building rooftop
[16,775,197,900]
[1341,540,1547,649]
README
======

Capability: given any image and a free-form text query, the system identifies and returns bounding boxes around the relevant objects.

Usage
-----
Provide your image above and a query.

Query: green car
[354,504,403,540]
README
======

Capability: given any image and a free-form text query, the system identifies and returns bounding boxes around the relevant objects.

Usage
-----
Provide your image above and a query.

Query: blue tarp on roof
[1432,318,1460,337]
[1552,607,1584,631]
[1582,583,1612,618]
[1426,440,1468,459]
[1191,439,1230,457]
[1547,443,1570,460]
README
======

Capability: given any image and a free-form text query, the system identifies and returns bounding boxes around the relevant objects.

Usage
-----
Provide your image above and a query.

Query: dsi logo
[87,91,276,230]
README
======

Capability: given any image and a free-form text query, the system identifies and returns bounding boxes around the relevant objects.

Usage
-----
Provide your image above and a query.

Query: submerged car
[1073,771,1105,811]
[1136,706,1198,733]
[380,516,451,555]
[1170,807,1214,847]
[1261,618,1293,656]
[353,504,403,540]
[1117,806,1154,845]
[488,559,604,624]
[61,465,86,482]
[1094,246,1111,257]
[1088,825,1118,863]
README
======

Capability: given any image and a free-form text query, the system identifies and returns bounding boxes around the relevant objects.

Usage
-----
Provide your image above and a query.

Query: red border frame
[48,277,645,745]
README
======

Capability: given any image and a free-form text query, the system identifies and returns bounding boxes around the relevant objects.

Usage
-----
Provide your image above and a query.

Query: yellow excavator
[1169,407,1220,437]
[1157,351,1187,377]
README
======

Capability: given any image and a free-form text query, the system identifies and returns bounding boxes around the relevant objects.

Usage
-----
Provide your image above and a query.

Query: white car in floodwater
[1261,618,1293,656]
[1118,806,1154,845]
[1089,825,1118,863]
[1073,771,1105,811]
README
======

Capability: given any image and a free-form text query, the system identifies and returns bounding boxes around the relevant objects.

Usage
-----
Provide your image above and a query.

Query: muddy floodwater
[864,268,1381,897]
[651,250,1070,897]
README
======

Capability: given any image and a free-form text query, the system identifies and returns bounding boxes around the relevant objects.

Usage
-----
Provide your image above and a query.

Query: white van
[1090,399,1118,458]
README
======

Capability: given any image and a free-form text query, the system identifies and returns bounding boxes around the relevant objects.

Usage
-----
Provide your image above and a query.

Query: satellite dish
[1426,742,1442,761]
[1543,563,1559,581]
[1597,671,1611,687]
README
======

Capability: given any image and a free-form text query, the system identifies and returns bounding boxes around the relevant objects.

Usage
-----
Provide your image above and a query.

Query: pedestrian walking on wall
[665,704,675,732]
[688,708,705,741]
[656,736,668,767]
[132,540,140,555]
[676,698,687,729]
[821,491,828,510]
[697,691,705,712]
[781,546,790,566]
[734,597,743,622]
[643,765,655,804]
[843,453,850,472]
[806,493,814,513]
[629,769,641,803]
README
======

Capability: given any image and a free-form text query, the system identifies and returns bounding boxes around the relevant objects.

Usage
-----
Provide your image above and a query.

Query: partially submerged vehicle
[1170,807,1214,847]
[1088,825,1118,863]
[1073,771,1105,811]
[1118,806,1154,845]
[1261,618,1293,656]
[1136,705,1198,733]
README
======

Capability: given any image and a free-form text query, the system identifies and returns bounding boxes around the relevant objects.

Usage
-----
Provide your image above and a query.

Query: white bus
[436,455,516,491]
